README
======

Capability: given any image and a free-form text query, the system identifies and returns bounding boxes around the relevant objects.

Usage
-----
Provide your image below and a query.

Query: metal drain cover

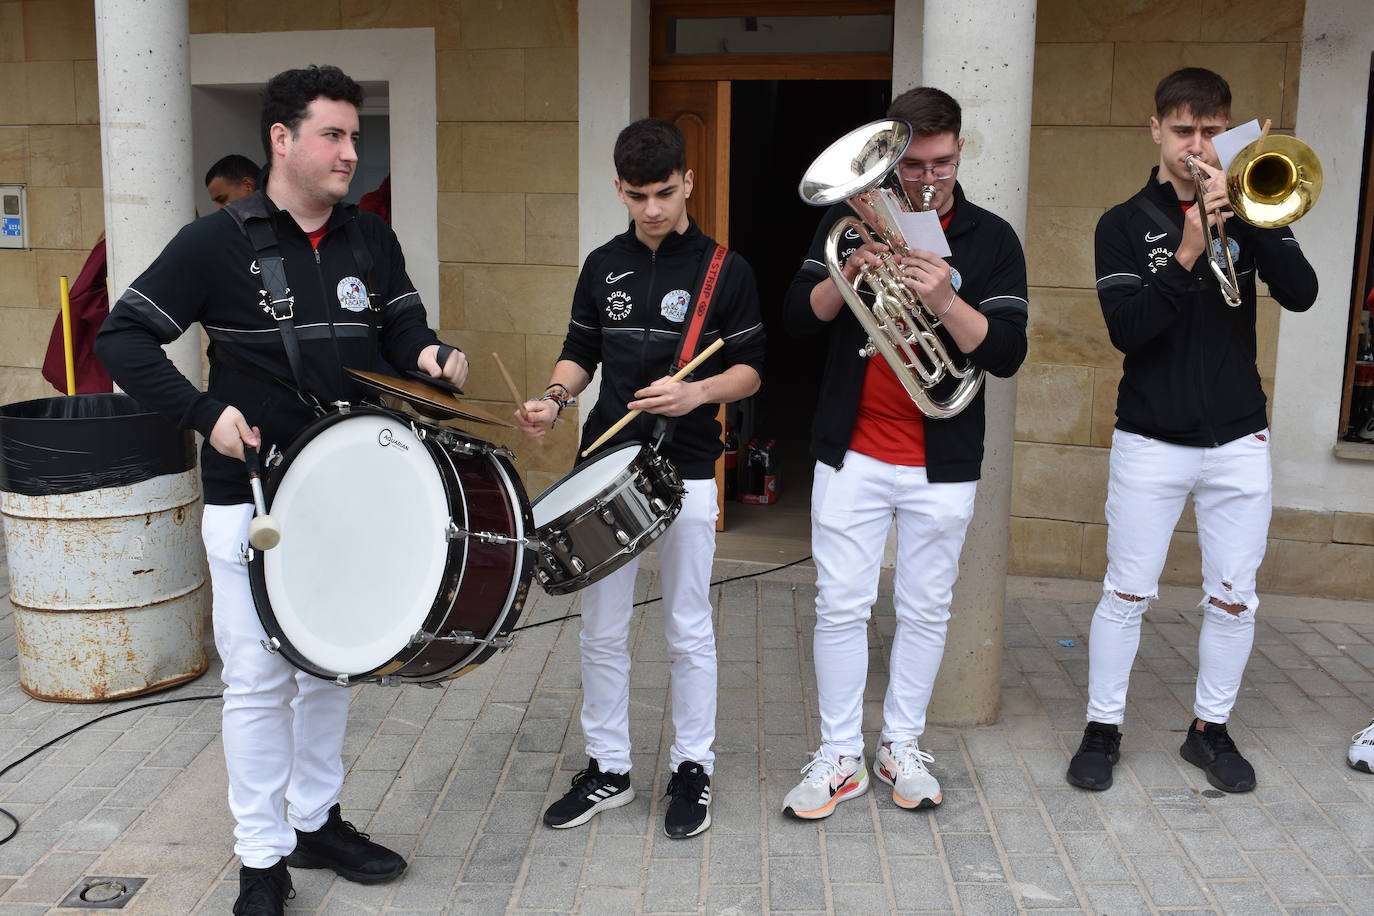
[59,877,146,909]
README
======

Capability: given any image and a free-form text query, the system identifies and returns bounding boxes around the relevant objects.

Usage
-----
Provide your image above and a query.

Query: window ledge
[1333,440,1374,461]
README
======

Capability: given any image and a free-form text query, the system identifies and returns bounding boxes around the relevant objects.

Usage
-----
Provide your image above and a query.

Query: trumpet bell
[1227,134,1323,228]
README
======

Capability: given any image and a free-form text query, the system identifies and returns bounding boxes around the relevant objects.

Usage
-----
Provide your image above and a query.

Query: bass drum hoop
[248,406,468,683]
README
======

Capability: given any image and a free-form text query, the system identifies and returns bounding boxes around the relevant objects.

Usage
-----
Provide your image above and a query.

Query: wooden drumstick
[580,338,725,458]
[491,352,532,423]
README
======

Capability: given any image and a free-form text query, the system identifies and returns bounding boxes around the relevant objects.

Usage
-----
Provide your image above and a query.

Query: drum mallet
[581,338,724,457]
[243,444,282,550]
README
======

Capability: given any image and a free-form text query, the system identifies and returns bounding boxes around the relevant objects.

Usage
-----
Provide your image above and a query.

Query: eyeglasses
[897,160,959,181]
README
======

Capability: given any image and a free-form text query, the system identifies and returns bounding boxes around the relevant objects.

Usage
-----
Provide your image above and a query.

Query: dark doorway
[722,79,890,542]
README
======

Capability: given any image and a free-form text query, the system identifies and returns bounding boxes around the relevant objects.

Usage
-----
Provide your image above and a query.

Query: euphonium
[798,119,982,419]
[1187,132,1322,308]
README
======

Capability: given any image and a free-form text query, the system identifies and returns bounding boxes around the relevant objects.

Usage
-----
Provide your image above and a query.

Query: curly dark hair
[1154,68,1231,120]
[888,86,961,138]
[260,65,364,159]
[613,118,687,187]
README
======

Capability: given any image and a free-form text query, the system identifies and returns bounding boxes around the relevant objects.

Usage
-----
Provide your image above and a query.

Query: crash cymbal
[345,368,513,428]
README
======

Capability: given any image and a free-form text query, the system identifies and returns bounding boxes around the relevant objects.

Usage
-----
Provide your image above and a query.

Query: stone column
[921,0,1038,726]
[95,0,199,384]
[576,0,650,429]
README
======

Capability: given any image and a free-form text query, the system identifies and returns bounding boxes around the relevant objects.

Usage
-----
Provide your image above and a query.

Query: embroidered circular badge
[660,289,691,323]
[337,276,370,313]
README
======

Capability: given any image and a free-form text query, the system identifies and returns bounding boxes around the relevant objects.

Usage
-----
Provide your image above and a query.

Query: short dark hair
[260,65,364,159]
[1154,67,1231,120]
[613,118,687,187]
[887,87,961,137]
[204,154,259,187]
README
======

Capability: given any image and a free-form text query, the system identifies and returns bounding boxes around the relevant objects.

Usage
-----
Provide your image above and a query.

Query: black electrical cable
[509,553,813,634]
[0,692,224,846]
[0,555,813,846]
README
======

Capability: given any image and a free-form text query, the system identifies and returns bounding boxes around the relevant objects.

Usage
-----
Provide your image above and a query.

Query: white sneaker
[874,740,942,809]
[781,750,868,819]
[1349,719,1374,773]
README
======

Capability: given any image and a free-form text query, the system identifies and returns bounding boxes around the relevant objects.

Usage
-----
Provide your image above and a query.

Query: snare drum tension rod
[446,522,528,547]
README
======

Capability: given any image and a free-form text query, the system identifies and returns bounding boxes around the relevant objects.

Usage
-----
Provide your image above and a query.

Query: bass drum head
[261,413,452,676]
[532,443,642,529]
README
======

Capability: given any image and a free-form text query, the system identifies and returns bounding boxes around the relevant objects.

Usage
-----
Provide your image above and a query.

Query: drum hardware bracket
[264,444,282,469]
[446,522,527,547]
[260,637,281,655]
[409,629,515,651]
[330,400,351,414]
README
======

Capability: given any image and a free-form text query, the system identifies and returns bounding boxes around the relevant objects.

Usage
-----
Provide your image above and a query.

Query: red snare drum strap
[672,244,729,372]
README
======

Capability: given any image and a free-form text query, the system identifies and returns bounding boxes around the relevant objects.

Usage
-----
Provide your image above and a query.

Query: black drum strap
[245,217,313,405]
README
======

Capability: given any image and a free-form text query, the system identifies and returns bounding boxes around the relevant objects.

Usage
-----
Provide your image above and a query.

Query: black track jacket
[784,184,1029,482]
[96,191,442,504]
[1095,168,1318,446]
[559,217,766,479]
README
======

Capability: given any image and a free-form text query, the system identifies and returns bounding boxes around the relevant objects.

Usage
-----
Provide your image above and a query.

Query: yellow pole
[58,275,76,395]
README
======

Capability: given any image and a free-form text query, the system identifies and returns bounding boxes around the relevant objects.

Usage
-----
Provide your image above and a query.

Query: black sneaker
[663,761,711,839]
[285,803,407,884]
[233,859,293,916]
[1066,722,1122,791]
[543,758,635,829]
[1180,720,1256,792]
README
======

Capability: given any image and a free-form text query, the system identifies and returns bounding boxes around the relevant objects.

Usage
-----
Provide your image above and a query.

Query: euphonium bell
[798,119,983,419]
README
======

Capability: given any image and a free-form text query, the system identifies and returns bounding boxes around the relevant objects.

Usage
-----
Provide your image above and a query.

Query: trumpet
[1187,131,1323,308]
[798,119,982,419]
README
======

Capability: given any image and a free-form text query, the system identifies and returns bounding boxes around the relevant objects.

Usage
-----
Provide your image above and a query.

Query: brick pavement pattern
[0,541,1371,914]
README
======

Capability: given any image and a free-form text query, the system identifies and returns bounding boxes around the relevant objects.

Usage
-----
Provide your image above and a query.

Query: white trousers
[203,503,350,868]
[1086,429,1271,725]
[811,452,977,759]
[579,478,719,775]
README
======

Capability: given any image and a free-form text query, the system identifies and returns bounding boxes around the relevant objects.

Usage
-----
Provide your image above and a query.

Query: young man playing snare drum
[517,118,765,839]
[98,66,465,915]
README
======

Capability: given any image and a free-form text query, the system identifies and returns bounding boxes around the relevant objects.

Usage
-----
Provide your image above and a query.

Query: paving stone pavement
[0,538,1371,914]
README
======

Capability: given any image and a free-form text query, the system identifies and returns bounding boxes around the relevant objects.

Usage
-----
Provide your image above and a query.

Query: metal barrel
[0,394,207,702]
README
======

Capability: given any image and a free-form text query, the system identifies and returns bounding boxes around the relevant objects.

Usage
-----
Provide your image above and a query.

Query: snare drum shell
[532,446,685,596]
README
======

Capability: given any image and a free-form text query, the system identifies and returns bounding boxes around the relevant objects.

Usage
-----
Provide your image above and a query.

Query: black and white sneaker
[663,761,711,839]
[543,758,635,829]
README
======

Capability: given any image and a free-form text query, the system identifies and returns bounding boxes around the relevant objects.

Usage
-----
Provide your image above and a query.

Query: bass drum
[248,406,534,684]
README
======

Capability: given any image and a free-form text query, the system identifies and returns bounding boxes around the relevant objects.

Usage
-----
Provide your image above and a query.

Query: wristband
[540,392,567,413]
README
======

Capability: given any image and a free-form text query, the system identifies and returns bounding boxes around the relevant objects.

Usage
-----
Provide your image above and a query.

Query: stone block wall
[1014,0,1374,599]
[0,0,102,407]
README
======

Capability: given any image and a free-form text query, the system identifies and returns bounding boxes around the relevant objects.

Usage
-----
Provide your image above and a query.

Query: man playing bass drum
[781,86,1029,819]
[97,66,467,915]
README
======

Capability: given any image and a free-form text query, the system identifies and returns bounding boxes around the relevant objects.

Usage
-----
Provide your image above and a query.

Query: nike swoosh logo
[1145,231,1167,242]
[606,270,634,284]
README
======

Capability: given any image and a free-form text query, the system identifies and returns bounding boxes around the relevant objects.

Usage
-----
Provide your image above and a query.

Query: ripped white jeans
[1086,429,1271,725]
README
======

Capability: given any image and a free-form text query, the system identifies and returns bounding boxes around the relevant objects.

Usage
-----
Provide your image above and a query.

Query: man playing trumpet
[781,87,1029,818]
[1068,68,1318,794]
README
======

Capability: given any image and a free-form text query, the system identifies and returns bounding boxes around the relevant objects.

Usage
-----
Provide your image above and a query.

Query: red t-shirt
[848,204,957,466]
[306,223,328,249]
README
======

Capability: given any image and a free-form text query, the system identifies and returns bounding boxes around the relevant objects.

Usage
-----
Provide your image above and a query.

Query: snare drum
[531,443,685,595]
[248,406,534,684]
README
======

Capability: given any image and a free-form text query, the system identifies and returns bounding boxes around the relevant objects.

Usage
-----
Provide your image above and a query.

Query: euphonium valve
[798,119,983,419]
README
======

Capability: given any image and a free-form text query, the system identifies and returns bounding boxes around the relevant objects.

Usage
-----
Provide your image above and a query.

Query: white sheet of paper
[1213,119,1262,172]
[895,209,951,258]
